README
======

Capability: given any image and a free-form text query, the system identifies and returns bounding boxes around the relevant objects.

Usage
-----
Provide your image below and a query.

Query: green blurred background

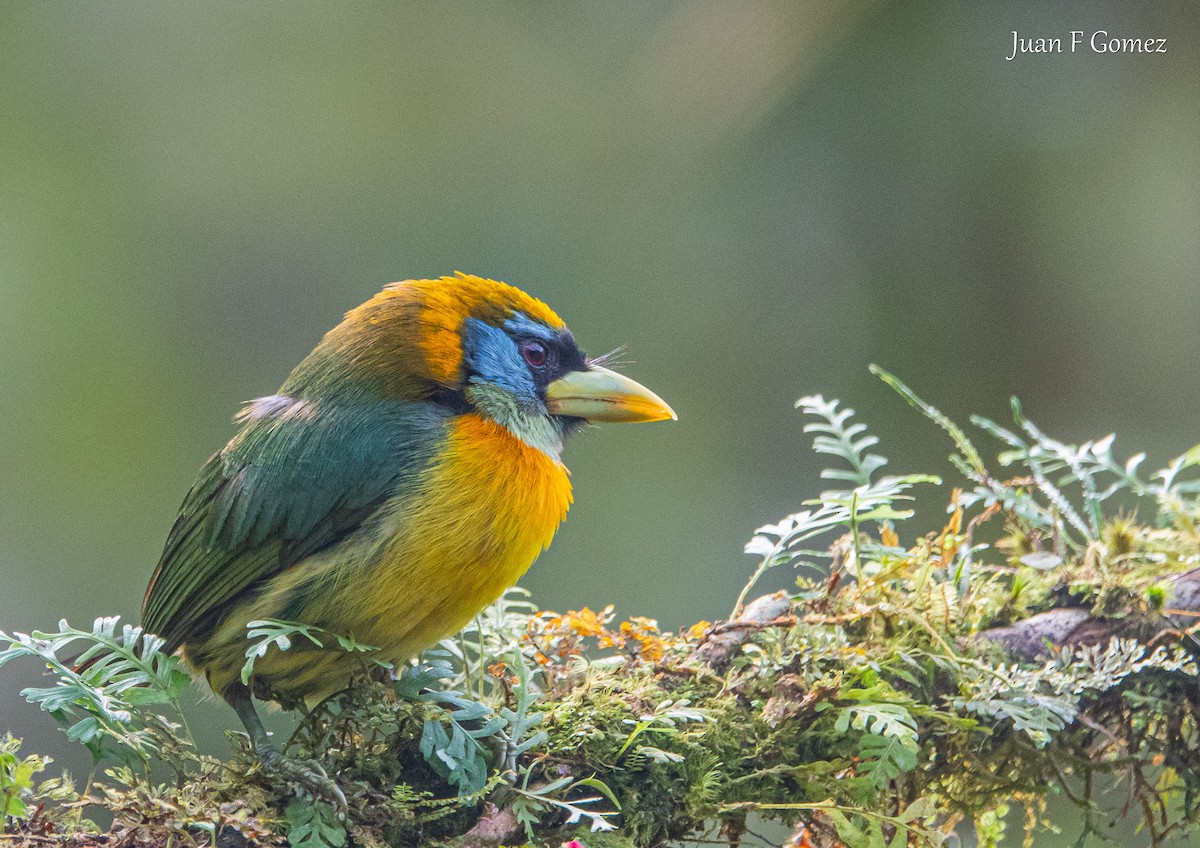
[2,2,1197,842]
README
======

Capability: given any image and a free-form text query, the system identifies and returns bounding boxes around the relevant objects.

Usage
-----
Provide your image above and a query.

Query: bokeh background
[2,2,1198,843]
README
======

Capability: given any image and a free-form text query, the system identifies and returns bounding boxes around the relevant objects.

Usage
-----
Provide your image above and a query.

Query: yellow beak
[545,365,677,423]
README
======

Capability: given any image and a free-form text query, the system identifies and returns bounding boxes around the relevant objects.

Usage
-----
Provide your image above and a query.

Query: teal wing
[142,395,444,652]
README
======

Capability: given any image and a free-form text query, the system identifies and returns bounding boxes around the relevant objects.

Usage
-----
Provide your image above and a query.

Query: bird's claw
[259,746,348,812]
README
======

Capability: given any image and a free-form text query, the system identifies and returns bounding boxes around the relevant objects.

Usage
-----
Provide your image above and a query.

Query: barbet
[142,273,674,778]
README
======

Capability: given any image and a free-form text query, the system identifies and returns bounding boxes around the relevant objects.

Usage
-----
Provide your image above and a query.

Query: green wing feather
[142,395,445,652]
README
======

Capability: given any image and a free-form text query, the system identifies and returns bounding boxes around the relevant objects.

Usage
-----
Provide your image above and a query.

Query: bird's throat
[465,381,565,459]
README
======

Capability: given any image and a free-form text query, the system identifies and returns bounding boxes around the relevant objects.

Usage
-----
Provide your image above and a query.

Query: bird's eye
[520,340,547,369]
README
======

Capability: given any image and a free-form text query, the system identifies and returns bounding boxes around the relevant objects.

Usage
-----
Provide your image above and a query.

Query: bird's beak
[545,365,677,423]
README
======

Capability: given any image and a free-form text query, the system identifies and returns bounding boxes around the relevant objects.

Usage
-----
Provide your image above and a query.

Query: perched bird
[142,273,674,776]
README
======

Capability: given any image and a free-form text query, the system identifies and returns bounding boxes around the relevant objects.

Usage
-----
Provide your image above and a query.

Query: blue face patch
[459,313,577,457]
[461,317,540,406]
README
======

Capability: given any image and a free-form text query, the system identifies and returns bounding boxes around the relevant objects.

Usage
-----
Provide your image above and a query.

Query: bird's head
[289,273,675,457]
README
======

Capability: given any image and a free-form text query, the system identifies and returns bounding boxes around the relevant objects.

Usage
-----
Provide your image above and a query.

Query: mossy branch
[6,372,1200,848]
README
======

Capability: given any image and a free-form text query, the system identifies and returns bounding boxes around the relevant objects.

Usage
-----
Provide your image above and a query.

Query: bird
[141,272,675,784]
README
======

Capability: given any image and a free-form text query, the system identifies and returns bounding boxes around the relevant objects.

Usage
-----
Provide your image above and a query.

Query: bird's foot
[258,745,348,811]
[493,731,521,783]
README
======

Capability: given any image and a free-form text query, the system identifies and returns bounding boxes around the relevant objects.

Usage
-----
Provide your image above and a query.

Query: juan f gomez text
[1007,30,1167,61]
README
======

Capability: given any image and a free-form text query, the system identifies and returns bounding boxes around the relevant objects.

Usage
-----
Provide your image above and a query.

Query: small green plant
[284,798,346,848]
[402,651,504,795]
[834,702,920,789]
[1,735,45,822]
[0,617,195,777]
[737,393,938,612]
[509,772,619,838]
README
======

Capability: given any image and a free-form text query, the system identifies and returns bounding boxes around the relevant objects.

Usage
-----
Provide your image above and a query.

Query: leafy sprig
[737,394,939,614]
[0,617,193,768]
[241,618,391,685]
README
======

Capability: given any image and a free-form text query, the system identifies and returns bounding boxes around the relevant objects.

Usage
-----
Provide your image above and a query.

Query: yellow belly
[194,413,572,699]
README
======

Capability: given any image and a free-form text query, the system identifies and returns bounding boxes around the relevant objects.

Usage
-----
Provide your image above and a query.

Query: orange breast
[357,413,573,656]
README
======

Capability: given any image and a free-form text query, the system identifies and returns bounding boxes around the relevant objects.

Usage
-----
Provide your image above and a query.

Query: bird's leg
[223,681,347,809]
[227,681,275,756]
